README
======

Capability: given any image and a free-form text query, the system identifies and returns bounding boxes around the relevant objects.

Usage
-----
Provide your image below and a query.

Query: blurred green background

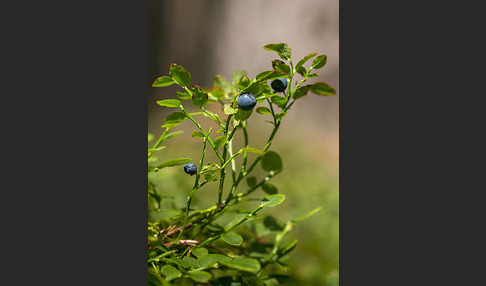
[148,1,338,285]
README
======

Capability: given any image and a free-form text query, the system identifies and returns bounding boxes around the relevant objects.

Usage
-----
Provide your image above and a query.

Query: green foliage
[149,42,336,285]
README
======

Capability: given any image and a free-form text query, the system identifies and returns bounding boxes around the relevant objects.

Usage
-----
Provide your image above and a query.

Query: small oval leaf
[152,76,175,87]
[256,106,272,115]
[272,59,291,75]
[246,176,257,188]
[261,151,283,173]
[214,136,228,148]
[157,158,192,169]
[209,86,225,100]
[169,63,191,87]
[161,265,182,281]
[191,247,208,258]
[238,76,251,90]
[261,194,286,207]
[192,131,204,138]
[156,99,182,108]
[263,43,292,60]
[191,85,209,107]
[200,163,221,182]
[164,112,187,124]
[186,270,212,283]
[224,105,237,115]
[221,232,243,246]
[310,82,336,96]
[223,257,261,272]
[261,183,278,195]
[311,55,327,69]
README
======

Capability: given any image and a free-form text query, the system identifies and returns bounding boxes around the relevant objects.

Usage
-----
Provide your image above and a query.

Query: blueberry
[183,163,197,176]
[271,78,288,93]
[237,92,257,111]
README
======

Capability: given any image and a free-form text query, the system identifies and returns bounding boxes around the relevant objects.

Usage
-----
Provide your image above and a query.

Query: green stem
[180,106,224,163]
[148,128,170,158]
[177,134,208,241]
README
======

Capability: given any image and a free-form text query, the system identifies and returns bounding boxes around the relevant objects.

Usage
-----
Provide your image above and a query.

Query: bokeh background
[148,0,338,285]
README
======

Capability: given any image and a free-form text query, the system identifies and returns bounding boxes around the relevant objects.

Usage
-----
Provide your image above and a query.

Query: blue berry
[183,163,197,176]
[237,92,257,111]
[271,78,287,93]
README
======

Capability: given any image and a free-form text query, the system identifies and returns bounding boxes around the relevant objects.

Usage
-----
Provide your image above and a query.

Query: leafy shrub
[148,43,335,285]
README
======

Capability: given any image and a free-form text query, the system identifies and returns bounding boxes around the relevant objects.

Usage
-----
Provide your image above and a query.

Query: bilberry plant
[148,43,335,285]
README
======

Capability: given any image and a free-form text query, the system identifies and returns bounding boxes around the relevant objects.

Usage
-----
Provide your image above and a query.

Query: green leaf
[223,257,261,272]
[263,216,284,231]
[295,53,318,73]
[221,232,243,246]
[164,130,184,140]
[157,158,192,169]
[296,66,307,76]
[213,75,232,94]
[255,70,287,82]
[176,91,192,100]
[191,247,208,258]
[164,112,187,124]
[209,86,225,100]
[213,136,228,148]
[157,99,182,108]
[224,105,237,115]
[234,108,253,122]
[261,194,286,207]
[275,112,287,120]
[263,43,292,60]
[152,76,175,87]
[147,146,166,153]
[238,76,251,90]
[246,176,257,188]
[200,163,221,182]
[292,85,311,100]
[197,254,231,268]
[241,147,265,154]
[180,256,199,269]
[310,82,336,96]
[272,60,291,75]
[191,131,204,138]
[169,63,191,87]
[261,183,278,195]
[191,85,209,107]
[232,70,247,89]
[311,55,327,69]
[307,72,319,78]
[148,133,154,142]
[261,151,283,173]
[186,270,212,283]
[161,265,182,281]
[243,81,267,97]
[270,95,286,108]
[256,106,272,115]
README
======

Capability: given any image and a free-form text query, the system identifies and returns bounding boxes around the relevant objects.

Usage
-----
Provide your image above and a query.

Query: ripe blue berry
[271,78,288,93]
[237,92,257,111]
[183,163,197,176]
